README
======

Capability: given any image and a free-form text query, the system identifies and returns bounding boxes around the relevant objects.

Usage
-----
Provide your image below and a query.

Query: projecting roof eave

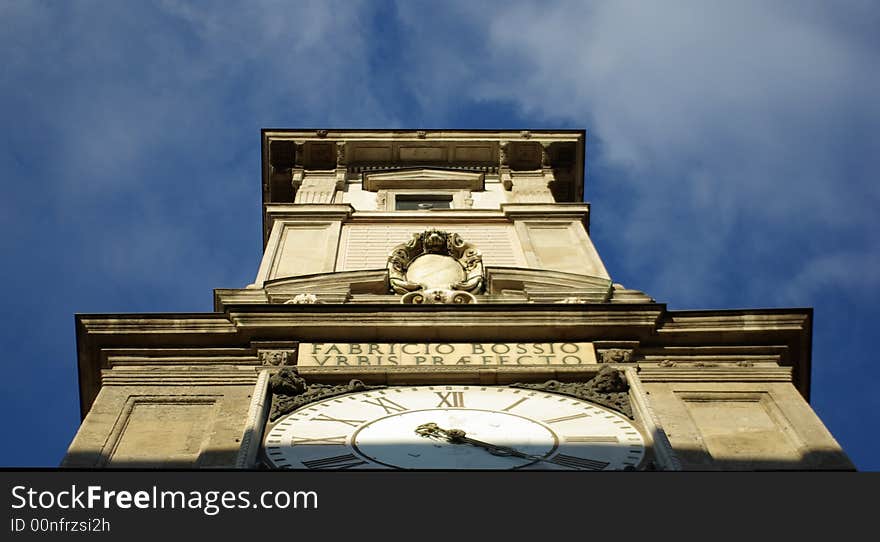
[259,128,587,247]
[73,305,812,420]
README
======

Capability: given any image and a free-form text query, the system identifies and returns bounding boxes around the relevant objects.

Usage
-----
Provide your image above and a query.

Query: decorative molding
[336,142,346,165]
[293,175,337,204]
[510,365,633,418]
[401,289,476,305]
[506,172,555,203]
[363,168,485,192]
[235,370,271,469]
[268,367,384,421]
[557,296,590,304]
[637,367,793,382]
[485,266,612,300]
[258,349,297,366]
[101,369,261,386]
[624,367,682,471]
[598,349,635,363]
[541,142,551,167]
[263,268,388,297]
[387,229,485,297]
[284,293,320,305]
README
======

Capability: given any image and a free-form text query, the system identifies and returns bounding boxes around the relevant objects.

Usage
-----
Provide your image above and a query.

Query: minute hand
[414,422,548,462]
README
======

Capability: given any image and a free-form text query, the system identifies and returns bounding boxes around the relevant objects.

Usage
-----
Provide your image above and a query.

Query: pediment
[363,168,485,191]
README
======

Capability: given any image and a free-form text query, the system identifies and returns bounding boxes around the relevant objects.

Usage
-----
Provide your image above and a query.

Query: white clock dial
[264,386,646,470]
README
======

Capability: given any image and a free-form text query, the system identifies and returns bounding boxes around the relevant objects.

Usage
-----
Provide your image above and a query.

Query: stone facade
[63,129,853,470]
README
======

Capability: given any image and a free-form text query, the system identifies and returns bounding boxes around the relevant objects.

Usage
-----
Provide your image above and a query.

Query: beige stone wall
[469,182,508,209]
[254,208,609,284]
[515,219,608,278]
[337,222,526,271]
[641,381,852,470]
[62,385,253,468]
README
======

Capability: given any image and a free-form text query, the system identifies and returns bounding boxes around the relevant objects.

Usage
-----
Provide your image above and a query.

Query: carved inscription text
[298,342,597,368]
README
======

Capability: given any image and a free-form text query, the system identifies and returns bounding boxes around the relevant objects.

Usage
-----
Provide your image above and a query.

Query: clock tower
[63,129,853,470]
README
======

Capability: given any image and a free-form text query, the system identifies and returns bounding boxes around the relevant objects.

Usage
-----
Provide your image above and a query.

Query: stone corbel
[258,349,297,366]
[293,175,338,204]
[291,167,305,192]
[335,142,347,189]
[540,141,551,169]
[499,141,510,167]
[507,173,554,203]
[501,169,513,191]
[499,141,512,190]
[597,348,635,363]
[294,140,304,166]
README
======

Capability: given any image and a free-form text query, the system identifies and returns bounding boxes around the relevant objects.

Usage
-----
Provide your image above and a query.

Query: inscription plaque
[298,342,597,368]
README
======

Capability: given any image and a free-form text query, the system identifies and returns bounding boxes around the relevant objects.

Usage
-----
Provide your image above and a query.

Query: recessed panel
[338,223,524,271]
[109,400,217,467]
[681,393,802,467]
[399,146,446,161]
[453,145,494,162]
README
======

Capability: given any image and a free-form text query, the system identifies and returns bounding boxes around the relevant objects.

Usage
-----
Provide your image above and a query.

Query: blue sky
[1,1,877,470]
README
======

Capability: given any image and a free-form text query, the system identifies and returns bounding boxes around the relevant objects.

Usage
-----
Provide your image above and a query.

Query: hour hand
[415,422,467,443]
[414,423,531,459]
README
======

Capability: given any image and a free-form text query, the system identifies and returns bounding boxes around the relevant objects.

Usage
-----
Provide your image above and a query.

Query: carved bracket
[259,349,297,366]
[597,349,635,363]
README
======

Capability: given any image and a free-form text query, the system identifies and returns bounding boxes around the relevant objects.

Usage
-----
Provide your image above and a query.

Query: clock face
[264,386,646,470]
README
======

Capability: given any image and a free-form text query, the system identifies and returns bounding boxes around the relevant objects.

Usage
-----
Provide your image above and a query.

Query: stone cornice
[261,129,587,243]
[73,304,813,420]
[501,203,591,231]
[262,129,585,140]
[636,366,793,382]
[346,210,511,223]
[223,304,665,340]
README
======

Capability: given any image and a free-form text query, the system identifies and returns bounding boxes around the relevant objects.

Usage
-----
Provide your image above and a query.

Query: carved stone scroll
[268,368,385,421]
[387,229,484,300]
[510,365,633,418]
[284,293,320,304]
[401,289,476,305]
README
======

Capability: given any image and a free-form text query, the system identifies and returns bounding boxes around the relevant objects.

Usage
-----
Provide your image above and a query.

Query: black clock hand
[415,422,546,462]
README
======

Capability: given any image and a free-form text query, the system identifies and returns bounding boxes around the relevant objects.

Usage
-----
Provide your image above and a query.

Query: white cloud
[396,0,880,307]
[2,1,398,292]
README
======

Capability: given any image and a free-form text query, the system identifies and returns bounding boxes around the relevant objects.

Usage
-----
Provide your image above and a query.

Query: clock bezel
[261,384,649,471]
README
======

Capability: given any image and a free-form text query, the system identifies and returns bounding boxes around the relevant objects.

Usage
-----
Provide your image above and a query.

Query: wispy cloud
[395,0,880,307]
[1,1,397,295]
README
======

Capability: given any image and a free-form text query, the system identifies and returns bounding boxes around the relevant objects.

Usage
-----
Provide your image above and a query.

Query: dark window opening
[395,194,453,210]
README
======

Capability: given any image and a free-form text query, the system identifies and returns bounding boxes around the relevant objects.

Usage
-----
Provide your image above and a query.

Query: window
[394,194,453,210]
